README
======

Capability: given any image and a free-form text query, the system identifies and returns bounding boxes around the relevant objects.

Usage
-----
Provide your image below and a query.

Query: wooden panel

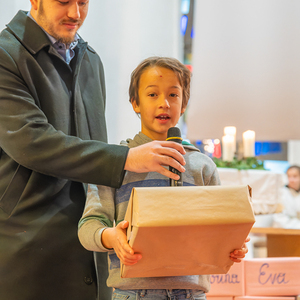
[267,234,300,257]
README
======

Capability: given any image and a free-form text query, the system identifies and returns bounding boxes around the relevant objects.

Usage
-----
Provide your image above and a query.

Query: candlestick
[222,135,235,161]
[224,126,236,153]
[243,130,255,157]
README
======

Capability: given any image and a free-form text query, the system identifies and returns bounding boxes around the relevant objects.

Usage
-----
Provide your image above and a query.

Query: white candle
[222,135,235,161]
[243,130,255,157]
[224,126,236,153]
[224,126,236,136]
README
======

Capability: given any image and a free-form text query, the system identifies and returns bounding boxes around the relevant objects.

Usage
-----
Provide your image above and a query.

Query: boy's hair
[129,56,191,109]
[287,165,300,175]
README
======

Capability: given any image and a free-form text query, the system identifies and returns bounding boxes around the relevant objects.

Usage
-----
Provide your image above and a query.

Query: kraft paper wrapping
[121,185,255,278]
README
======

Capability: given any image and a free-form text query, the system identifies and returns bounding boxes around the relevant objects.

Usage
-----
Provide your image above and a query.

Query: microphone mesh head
[167,127,181,139]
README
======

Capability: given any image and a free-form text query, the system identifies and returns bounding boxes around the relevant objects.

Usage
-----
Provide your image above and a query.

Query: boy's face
[132,66,186,141]
[287,168,300,191]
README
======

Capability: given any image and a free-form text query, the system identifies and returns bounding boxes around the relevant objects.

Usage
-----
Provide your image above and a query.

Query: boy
[273,165,300,229]
[78,57,248,300]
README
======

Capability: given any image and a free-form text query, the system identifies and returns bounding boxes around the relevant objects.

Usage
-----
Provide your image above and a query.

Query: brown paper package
[121,185,255,278]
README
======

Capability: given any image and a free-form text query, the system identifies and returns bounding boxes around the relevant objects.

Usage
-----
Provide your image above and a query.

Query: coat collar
[6,10,52,55]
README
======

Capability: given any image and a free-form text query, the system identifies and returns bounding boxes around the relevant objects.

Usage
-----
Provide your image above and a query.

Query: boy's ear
[181,106,186,115]
[131,99,141,114]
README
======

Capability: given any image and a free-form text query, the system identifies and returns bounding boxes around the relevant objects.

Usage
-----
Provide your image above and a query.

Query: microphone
[166,127,183,186]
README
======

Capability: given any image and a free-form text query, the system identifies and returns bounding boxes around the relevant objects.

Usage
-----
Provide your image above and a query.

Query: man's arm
[0,46,186,187]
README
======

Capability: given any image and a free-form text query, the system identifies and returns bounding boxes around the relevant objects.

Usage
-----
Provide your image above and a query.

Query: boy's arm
[102,221,142,265]
[78,184,115,252]
[78,184,142,265]
[206,166,221,186]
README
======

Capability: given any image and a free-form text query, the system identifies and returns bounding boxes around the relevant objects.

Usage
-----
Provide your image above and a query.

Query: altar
[217,168,285,215]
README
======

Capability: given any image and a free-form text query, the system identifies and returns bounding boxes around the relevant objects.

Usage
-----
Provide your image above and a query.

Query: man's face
[31,0,89,44]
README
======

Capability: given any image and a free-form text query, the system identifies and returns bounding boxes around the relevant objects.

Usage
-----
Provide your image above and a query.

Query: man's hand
[124,141,186,180]
[230,236,250,263]
[102,221,142,266]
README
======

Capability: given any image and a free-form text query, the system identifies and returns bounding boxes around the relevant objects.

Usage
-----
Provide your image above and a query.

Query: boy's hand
[124,141,186,180]
[102,221,142,266]
[230,236,250,263]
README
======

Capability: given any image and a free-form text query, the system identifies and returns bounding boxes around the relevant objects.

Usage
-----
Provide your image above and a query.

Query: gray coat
[0,11,128,300]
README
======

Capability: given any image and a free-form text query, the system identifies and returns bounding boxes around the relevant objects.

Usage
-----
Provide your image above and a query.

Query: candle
[222,135,235,161]
[243,130,255,157]
[224,126,236,153]
[224,126,236,136]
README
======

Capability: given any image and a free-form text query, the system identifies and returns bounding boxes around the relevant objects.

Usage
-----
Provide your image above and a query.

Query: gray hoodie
[78,132,221,292]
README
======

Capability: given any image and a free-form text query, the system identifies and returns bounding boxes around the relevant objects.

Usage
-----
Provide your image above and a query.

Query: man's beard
[48,21,79,44]
[37,0,81,44]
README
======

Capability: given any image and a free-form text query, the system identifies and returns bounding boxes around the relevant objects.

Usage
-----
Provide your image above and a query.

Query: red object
[185,64,193,72]
[213,142,222,158]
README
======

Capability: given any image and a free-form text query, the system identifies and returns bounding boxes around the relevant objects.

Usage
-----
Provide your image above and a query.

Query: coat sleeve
[0,46,128,188]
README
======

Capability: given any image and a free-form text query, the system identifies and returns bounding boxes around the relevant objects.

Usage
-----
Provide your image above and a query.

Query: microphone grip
[167,127,183,187]
[169,167,183,186]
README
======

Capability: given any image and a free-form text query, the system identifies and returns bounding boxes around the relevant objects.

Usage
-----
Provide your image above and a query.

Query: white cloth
[273,186,300,229]
[217,168,284,214]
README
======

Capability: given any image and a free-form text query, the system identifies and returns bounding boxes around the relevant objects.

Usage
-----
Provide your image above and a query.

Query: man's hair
[287,165,300,175]
[129,56,191,109]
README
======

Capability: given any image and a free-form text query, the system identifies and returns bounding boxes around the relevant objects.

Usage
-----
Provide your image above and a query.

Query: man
[0,1,186,299]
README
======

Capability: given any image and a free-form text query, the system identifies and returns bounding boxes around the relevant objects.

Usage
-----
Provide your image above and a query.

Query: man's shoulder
[0,10,51,56]
[86,45,96,54]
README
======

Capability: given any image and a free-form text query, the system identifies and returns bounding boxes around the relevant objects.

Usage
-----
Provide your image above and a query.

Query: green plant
[213,157,266,170]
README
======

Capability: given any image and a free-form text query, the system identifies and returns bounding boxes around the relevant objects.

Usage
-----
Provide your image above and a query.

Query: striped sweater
[78,132,221,292]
